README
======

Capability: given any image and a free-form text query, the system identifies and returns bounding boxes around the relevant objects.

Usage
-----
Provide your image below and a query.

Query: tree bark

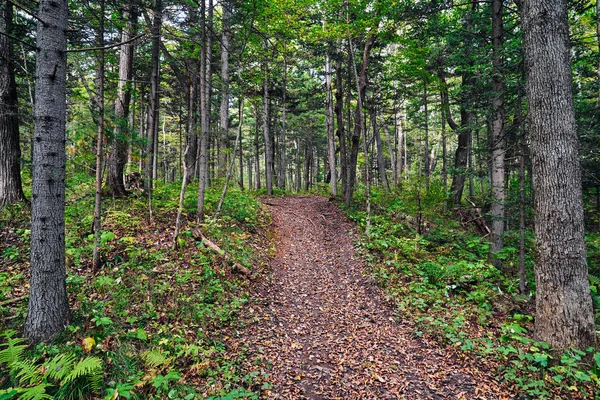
[25,0,70,344]
[0,1,26,208]
[218,1,231,178]
[345,34,375,206]
[278,43,287,190]
[335,51,347,198]
[145,0,162,218]
[262,40,273,195]
[92,0,105,270]
[490,0,505,265]
[197,0,212,222]
[253,103,261,190]
[325,52,338,196]
[371,107,388,189]
[522,0,596,351]
[395,101,404,186]
[106,0,137,196]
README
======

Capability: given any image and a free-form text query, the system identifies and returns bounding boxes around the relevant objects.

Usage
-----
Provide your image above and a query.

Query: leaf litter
[228,196,511,399]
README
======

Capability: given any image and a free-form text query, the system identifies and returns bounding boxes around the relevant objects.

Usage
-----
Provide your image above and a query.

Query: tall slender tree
[25,0,70,344]
[0,1,26,208]
[106,0,137,196]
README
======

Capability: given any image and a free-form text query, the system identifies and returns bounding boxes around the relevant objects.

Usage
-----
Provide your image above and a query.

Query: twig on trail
[286,211,316,227]
[320,214,327,221]
[192,228,251,276]
[262,201,282,206]
[0,295,28,307]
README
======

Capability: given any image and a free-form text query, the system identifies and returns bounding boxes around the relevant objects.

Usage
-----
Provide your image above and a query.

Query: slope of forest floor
[1,180,599,399]
[227,195,510,399]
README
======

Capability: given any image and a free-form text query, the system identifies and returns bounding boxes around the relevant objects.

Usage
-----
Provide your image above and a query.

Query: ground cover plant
[344,181,600,399]
[0,174,270,399]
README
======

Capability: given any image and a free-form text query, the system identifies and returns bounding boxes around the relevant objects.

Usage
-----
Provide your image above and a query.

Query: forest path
[233,196,507,399]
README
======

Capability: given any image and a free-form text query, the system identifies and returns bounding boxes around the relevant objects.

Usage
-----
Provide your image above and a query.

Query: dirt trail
[236,196,507,399]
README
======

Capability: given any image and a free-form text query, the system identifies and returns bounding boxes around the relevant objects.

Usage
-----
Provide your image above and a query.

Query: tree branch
[66,33,145,53]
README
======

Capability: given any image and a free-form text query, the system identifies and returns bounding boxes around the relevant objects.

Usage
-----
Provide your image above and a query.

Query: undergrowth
[346,179,600,399]
[0,174,270,399]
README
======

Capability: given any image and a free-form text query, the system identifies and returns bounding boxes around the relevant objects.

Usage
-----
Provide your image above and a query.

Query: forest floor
[226,196,512,400]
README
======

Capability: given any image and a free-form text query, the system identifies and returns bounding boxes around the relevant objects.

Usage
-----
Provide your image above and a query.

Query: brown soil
[233,196,510,399]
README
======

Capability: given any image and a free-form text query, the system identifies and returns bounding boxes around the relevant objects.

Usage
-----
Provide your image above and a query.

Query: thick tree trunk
[490,0,505,265]
[346,35,375,206]
[25,0,70,344]
[423,80,430,190]
[325,53,337,196]
[0,2,26,208]
[522,0,596,351]
[106,0,137,196]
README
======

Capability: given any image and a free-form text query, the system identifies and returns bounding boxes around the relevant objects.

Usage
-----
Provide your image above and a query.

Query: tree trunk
[335,52,347,198]
[93,0,105,270]
[295,134,301,192]
[490,0,505,266]
[522,0,596,351]
[423,80,430,191]
[262,41,273,195]
[145,0,162,217]
[325,52,338,196]
[346,35,375,206]
[106,0,137,196]
[25,0,70,344]
[380,114,396,189]
[253,103,261,189]
[197,0,212,222]
[395,102,404,186]
[371,108,388,189]
[218,1,230,178]
[0,1,26,208]
[279,43,287,190]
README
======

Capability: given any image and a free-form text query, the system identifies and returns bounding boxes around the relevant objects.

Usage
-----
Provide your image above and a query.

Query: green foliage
[347,187,599,397]
[0,331,103,399]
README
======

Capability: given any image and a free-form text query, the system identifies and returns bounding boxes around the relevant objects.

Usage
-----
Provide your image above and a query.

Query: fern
[141,349,172,369]
[17,384,53,400]
[12,359,42,386]
[60,357,103,387]
[43,352,75,382]
[0,331,28,366]
[0,332,104,399]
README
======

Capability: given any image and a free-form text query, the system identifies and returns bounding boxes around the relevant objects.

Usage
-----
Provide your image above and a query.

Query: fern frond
[43,352,76,382]
[12,359,42,386]
[60,357,102,387]
[141,350,172,369]
[0,333,28,366]
[17,384,53,400]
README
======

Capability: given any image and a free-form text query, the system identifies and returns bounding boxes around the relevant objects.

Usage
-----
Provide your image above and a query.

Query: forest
[2,0,600,398]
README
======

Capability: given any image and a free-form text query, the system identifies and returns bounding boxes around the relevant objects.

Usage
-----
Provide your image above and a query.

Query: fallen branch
[192,229,251,276]
[0,295,28,307]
